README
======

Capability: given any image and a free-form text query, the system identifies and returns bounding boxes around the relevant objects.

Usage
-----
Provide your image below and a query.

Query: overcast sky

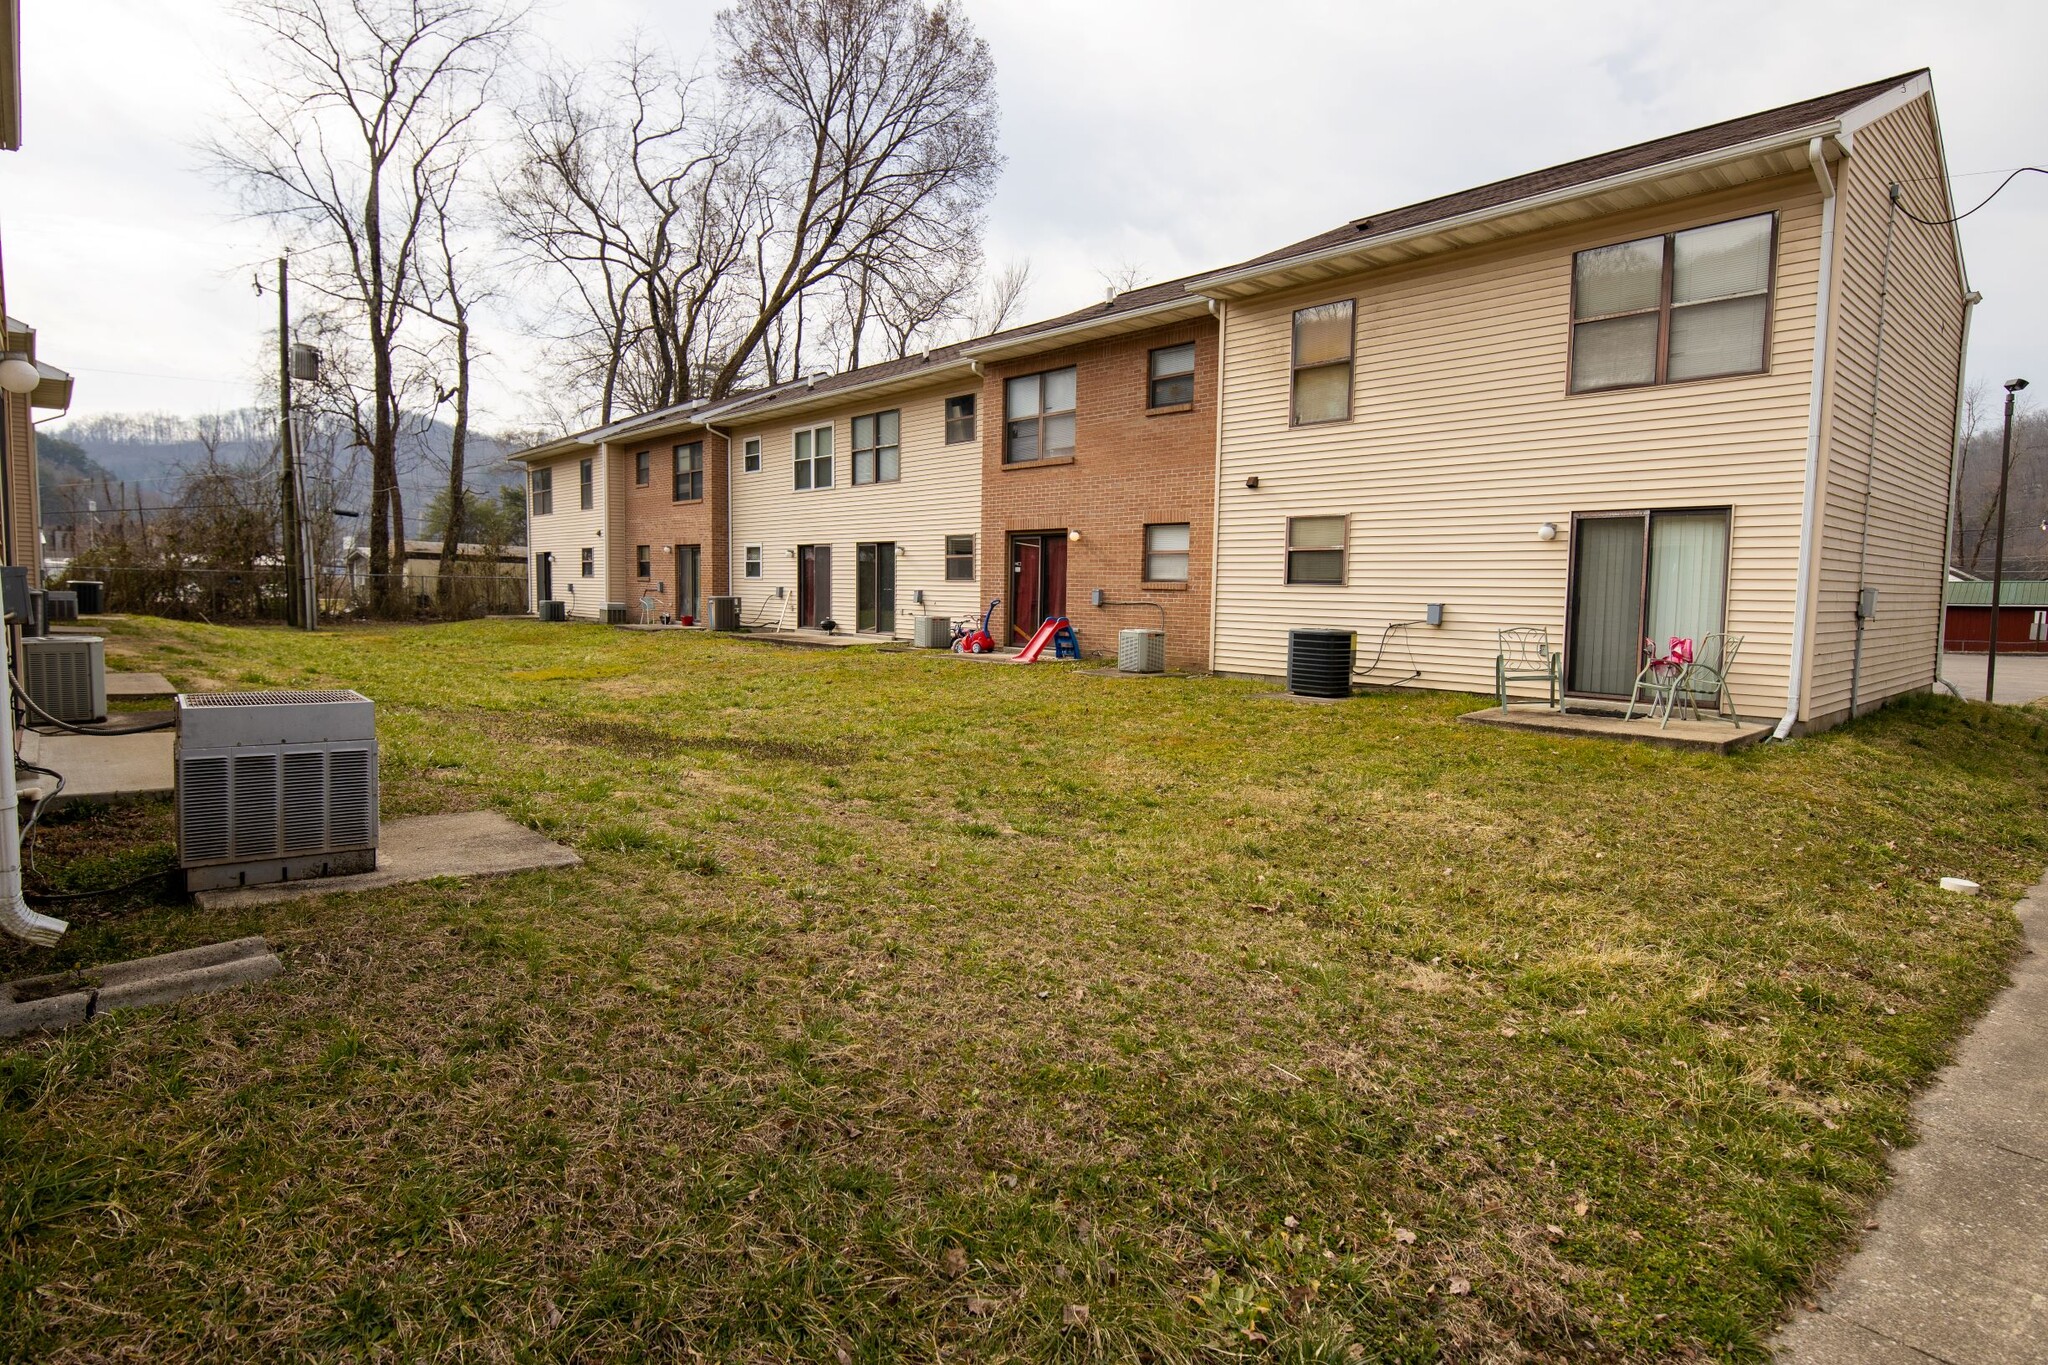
[3,0,2042,442]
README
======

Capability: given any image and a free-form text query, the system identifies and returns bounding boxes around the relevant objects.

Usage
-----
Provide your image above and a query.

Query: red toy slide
[1012,616,1078,663]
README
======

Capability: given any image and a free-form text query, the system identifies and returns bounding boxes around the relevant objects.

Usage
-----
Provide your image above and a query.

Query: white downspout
[1,632,68,945]
[1934,290,1982,699]
[1206,296,1226,674]
[1775,137,1840,741]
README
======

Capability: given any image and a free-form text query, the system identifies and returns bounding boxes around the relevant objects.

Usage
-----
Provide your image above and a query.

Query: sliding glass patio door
[1566,509,1729,698]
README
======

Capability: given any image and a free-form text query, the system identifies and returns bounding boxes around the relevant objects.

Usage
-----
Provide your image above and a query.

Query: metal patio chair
[1495,627,1560,710]
[639,594,660,625]
[1675,632,1744,725]
[1625,636,1693,729]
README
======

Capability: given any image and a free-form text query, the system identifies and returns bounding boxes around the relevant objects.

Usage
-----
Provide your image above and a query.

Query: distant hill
[47,410,527,536]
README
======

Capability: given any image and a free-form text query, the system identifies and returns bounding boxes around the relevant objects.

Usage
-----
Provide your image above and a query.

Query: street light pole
[1986,377,2029,704]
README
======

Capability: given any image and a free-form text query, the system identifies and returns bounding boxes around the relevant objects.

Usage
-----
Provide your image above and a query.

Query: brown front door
[1009,533,1067,642]
[675,544,701,622]
[798,544,832,628]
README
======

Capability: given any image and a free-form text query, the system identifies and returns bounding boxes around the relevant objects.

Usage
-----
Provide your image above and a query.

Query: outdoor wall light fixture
[1067,529,1081,543]
[1537,522,1558,541]
[1244,476,1260,489]
[0,357,38,395]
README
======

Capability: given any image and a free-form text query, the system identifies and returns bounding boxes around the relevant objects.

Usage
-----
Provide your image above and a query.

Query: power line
[1896,167,2047,227]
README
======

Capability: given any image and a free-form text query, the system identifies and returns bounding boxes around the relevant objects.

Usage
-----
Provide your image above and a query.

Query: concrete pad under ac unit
[193,810,581,910]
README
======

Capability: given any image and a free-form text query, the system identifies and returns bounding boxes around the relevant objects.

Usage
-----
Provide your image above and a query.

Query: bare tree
[500,52,754,424]
[1098,259,1149,298]
[410,161,485,605]
[701,0,1001,398]
[209,0,518,612]
[966,257,1030,337]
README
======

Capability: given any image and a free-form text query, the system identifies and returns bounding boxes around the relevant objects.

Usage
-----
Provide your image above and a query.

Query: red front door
[1009,533,1068,643]
[798,545,831,628]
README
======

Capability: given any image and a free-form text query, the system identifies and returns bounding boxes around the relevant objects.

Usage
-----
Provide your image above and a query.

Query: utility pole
[1986,377,2030,703]
[276,255,309,630]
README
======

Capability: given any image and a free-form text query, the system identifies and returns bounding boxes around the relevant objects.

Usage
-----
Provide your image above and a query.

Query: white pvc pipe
[1,630,68,945]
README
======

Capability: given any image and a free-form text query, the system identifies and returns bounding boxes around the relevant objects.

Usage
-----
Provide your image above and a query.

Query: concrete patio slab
[742,628,893,649]
[194,810,581,909]
[19,728,174,808]
[1460,706,1773,754]
[106,671,176,701]
[1773,873,2048,1363]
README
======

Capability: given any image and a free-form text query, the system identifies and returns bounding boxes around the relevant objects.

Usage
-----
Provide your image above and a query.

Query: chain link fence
[58,562,530,623]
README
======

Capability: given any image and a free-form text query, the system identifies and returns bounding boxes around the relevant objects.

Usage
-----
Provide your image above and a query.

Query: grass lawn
[4,618,2046,1362]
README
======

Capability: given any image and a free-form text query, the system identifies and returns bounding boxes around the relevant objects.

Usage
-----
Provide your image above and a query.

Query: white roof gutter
[1187,122,1845,298]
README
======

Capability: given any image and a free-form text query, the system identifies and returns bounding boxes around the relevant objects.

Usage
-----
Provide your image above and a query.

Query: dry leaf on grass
[941,1245,968,1278]
[1063,1303,1090,1327]
[1447,1277,1472,1296]
[1393,1227,1417,1245]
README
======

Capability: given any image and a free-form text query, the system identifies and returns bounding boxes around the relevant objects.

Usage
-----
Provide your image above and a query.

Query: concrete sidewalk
[1943,651,2048,705]
[1773,874,2048,1363]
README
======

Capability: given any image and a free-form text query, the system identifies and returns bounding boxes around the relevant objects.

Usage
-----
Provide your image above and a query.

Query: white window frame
[1143,522,1191,583]
[743,436,762,473]
[794,424,833,490]
[744,544,763,579]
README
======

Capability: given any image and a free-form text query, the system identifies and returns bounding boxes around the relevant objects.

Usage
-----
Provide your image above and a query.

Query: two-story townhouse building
[1191,70,1966,734]
[513,440,609,618]
[516,402,730,621]
[965,284,1220,671]
[610,408,731,625]
[515,70,1966,735]
[719,351,984,639]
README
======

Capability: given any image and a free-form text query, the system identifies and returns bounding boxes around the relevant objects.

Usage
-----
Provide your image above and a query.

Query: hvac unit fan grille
[230,754,281,858]
[184,690,362,707]
[327,749,375,847]
[282,751,327,853]
[178,755,232,864]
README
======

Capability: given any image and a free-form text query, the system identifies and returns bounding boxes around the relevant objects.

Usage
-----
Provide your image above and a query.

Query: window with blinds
[852,410,900,484]
[1570,213,1775,393]
[1144,523,1190,582]
[1290,301,1354,425]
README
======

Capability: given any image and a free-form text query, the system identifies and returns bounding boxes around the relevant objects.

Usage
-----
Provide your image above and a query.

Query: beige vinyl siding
[525,449,608,618]
[1212,178,1824,712]
[1806,95,1966,722]
[728,383,983,637]
[4,393,36,586]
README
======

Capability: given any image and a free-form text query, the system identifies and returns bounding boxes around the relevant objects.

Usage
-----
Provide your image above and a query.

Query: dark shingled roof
[1200,71,1923,282]
[526,72,1925,455]
[707,272,1210,420]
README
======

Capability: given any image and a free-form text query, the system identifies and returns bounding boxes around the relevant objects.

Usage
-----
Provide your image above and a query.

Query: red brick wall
[978,317,1219,670]
[616,432,729,617]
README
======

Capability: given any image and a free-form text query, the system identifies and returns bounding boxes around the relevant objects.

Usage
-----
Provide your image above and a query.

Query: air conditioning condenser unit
[175,690,379,893]
[20,635,106,722]
[913,615,951,649]
[1117,629,1165,674]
